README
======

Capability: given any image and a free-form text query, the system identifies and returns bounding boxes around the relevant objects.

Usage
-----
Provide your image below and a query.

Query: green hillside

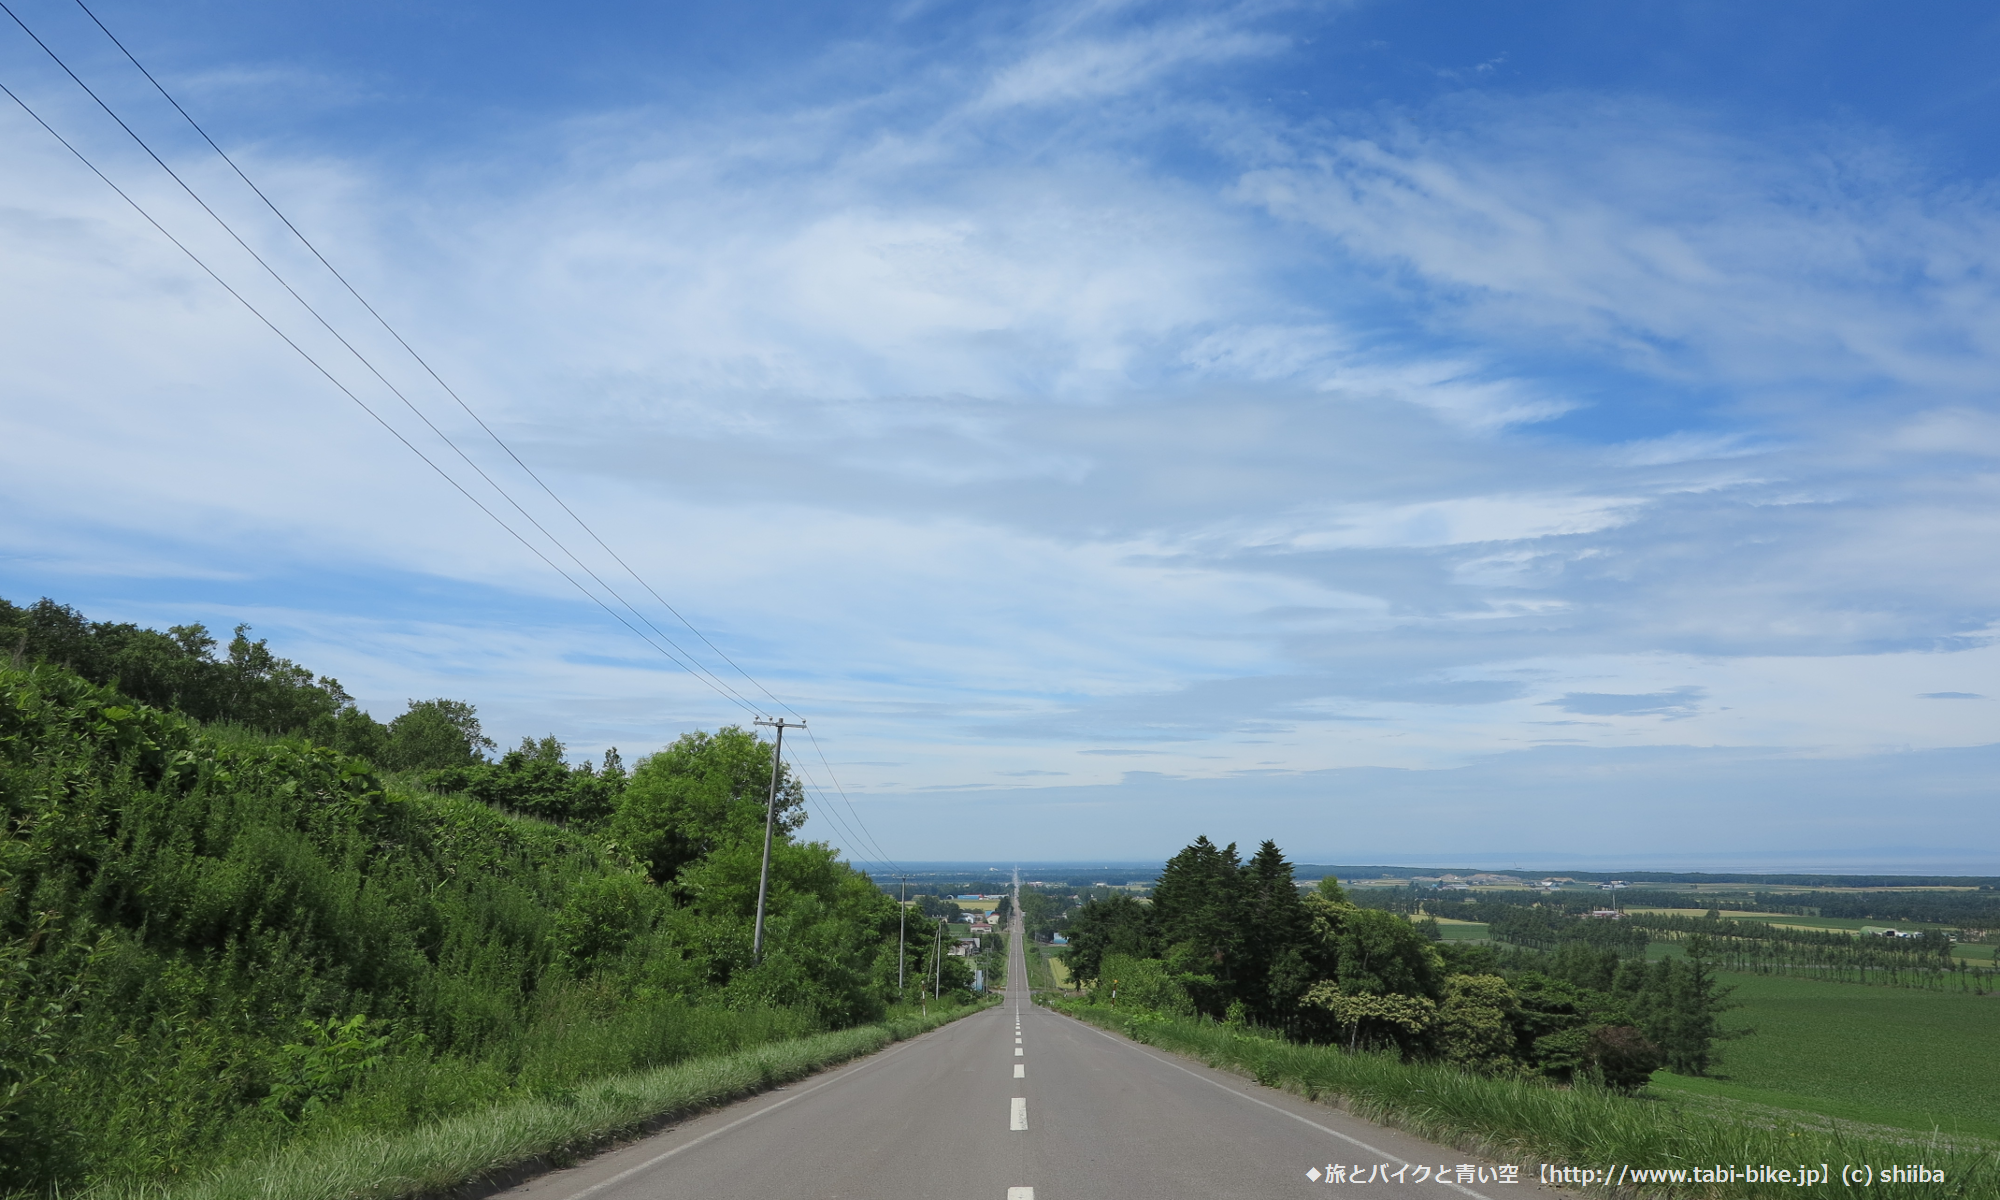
[1650,972,2000,1140]
[0,650,922,1195]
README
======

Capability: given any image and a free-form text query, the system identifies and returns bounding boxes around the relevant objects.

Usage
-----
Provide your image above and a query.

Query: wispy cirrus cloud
[1542,687,1705,718]
[3,0,1999,864]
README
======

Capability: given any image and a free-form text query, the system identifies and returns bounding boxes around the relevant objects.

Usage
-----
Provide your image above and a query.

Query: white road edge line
[546,1030,936,1200]
[1066,1016,1497,1200]
[1010,1096,1029,1130]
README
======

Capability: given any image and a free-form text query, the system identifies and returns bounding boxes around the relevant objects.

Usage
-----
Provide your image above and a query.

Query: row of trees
[1371,883,1993,994]
[1064,837,1745,1088]
[1355,881,1999,934]
[2,596,503,773]
[1619,914,1997,993]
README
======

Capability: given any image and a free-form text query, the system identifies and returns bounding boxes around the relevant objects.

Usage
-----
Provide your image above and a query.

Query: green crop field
[1436,919,1490,941]
[1648,971,2000,1141]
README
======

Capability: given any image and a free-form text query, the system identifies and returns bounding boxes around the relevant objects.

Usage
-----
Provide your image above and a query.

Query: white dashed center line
[1013,1064,1024,1078]
[1009,1097,1028,1131]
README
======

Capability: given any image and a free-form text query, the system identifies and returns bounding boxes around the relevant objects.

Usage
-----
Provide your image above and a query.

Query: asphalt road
[495,903,1566,1200]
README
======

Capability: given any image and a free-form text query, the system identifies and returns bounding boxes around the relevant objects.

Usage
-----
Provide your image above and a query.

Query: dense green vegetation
[1049,1002,2000,1199]
[116,1007,988,1200]
[1,597,491,771]
[1062,837,1743,1088]
[1023,942,1058,993]
[0,599,963,1196]
[1055,848,2000,1193]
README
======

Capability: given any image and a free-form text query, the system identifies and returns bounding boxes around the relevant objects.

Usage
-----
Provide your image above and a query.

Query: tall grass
[0,666,911,1192]
[96,1001,992,1200]
[1051,1001,2000,1198]
[1023,943,1056,992]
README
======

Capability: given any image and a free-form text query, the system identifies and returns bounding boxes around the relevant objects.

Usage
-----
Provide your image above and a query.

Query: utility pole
[934,916,945,1002]
[750,717,804,963]
[897,876,909,1002]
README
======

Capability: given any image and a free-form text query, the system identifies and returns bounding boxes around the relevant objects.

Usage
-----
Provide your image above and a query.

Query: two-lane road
[497,898,1563,1200]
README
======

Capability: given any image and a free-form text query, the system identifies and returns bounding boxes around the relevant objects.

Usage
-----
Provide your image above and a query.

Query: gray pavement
[494,903,1568,1200]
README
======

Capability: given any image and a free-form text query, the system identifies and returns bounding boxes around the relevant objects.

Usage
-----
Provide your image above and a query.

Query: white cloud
[1231,97,2000,402]
[5,0,2000,854]
[977,7,1289,110]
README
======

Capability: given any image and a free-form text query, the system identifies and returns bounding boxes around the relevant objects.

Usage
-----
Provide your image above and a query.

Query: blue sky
[3,1,1998,870]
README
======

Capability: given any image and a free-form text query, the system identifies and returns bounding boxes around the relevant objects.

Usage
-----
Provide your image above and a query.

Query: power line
[4,3,904,874]
[790,762,896,874]
[0,81,735,705]
[70,0,786,719]
[801,726,901,871]
[0,0,769,722]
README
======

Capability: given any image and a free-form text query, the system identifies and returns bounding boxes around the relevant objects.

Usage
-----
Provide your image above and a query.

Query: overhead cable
[1,0,764,717]
[6,3,904,875]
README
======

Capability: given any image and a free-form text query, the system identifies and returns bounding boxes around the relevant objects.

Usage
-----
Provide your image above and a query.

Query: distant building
[1587,909,1627,920]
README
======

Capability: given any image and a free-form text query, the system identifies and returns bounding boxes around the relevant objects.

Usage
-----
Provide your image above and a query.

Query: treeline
[1017,883,1125,942]
[0,607,961,1194]
[1779,890,2000,927]
[1361,892,1649,954]
[1482,908,1651,956]
[1061,838,1741,1090]
[1555,871,1998,888]
[1622,914,1998,992]
[1567,888,2000,927]
[1347,877,2000,930]
[2,596,694,830]
[3,596,505,774]
[1385,892,1996,994]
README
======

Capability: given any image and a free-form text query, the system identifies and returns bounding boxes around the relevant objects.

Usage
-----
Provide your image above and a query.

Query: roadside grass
[1046,949,1074,989]
[98,1001,996,1200]
[1647,1075,2000,1147]
[983,931,1010,990]
[1024,943,1058,992]
[1685,972,2000,1141]
[1048,1000,2000,1199]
